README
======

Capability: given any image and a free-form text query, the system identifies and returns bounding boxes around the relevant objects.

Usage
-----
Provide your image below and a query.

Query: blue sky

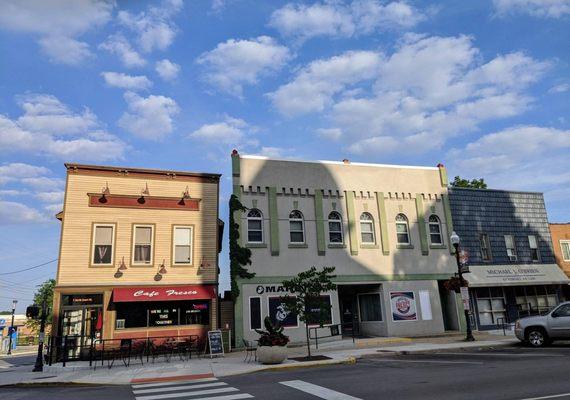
[0,0,569,312]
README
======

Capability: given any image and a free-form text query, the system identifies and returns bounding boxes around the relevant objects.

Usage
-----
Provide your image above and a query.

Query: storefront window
[180,302,209,325]
[515,285,559,314]
[149,304,179,327]
[475,287,506,325]
[115,300,210,329]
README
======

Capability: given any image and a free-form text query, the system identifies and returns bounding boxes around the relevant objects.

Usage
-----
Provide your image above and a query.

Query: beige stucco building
[52,164,221,357]
[232,153,464,345]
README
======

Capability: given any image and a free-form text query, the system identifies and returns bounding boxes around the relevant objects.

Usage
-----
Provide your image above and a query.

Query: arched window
[289,210,305,243]
[247,209,263,243]
[360,212,375,244]
[395,214,410,245]
[328,211,343,244]
[428,215,443,245]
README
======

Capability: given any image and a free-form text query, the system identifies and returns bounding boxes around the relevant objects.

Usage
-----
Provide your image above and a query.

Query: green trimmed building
[232,152,465,344]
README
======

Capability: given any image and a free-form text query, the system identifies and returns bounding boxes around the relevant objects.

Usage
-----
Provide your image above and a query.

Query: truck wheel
[525,328,548,347]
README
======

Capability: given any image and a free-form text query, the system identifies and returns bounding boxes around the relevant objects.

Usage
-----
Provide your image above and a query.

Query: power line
[0,259,57,276]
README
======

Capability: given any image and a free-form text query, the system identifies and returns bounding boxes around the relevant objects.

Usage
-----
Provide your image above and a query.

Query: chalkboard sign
[207,330,224,358]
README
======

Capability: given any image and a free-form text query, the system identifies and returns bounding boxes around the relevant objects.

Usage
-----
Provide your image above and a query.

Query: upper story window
[92,224,115,265]
[289,210,305,243]
[132,225,153,265]
[360,212,375,244]
[428,215,443,245]
[395,214,410,245]
[173,226,193,265]
[505,235,518,261]
[328,211,343,244]
[560,240,570,262]
[480,233,492,262]
[247,209,263,243]
[528,235,540,262]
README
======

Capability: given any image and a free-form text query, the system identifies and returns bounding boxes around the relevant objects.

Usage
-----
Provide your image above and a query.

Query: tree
[280,266,336,359]
[26,279,55,334]
[450,176,488,189]
[229,194,255,299]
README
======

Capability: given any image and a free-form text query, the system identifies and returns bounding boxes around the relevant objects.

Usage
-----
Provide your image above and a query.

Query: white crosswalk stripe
[280,380,362,400]
[131,377,254,400]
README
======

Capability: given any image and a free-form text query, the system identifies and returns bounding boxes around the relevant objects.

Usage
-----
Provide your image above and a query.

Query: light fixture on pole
[7,300,17,355]
[450,231,475,342]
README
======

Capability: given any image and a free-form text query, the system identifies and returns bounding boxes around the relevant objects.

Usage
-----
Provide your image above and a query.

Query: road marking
[516,393,570,400]
[132,377,218,389]
[370,359,483,365]
[439,352,566,357]
[135,387,238,400]
[280,380,362,400]
[133,382,228,394]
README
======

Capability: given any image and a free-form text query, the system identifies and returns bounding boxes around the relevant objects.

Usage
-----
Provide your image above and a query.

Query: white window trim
[267,296,299,329]
[480,233,492,261]
[248,296,263,331]
[428,215,443,245]
[289,211,305,244]
[91,223,115,266]
[561,240,570,262]
[327,212,344,245]
[505,234,517,259]
[246,209,264,244]
[172,225,194,266]
[395,214,411,245]
[359,213,376,244]
[357,292,383,323]
[528,235,540,262]
[131,224,154,266]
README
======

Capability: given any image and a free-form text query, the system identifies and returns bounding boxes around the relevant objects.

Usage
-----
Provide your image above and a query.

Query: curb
[218,356,358,377]
[364,341,518,358]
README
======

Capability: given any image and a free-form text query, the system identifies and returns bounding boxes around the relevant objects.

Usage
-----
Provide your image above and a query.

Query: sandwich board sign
[207,330,224,358]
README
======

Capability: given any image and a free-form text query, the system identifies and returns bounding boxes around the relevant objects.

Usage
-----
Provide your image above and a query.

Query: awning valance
[464,264,570,287]
[113,285,216,302]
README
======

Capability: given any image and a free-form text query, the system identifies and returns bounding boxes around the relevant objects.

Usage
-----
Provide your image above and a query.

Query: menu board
[207,330,224,358]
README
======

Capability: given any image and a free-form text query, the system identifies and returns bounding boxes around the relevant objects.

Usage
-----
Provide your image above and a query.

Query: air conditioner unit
[115,319,125,329]
[509,255,518,262]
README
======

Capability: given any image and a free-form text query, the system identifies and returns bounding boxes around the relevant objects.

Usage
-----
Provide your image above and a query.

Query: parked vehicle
[515,302,570,347]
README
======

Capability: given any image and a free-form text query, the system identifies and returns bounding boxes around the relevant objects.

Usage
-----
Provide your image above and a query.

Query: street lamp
[7,300,17,355]
[33,300,48,372]
[450,232,475,342]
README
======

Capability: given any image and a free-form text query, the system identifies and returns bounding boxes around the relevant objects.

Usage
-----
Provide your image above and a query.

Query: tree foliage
[280,266,336,358]
[229,194,255,300]
[450,176,488,189]
[26,279,55,333]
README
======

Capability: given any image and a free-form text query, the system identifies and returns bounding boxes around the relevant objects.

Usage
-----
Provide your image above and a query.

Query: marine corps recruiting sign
[390,291,417,321]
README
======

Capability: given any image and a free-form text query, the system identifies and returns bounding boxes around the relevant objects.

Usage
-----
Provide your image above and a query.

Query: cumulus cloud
[0,201,48,225]
[101,72,152,90]
[0,0,113,65]
[190,116,251,145]
[493,0,570,18]
[549,83,570,93]
[269,0,424,42]
[155,59,181,81]
[197,36,292,97]
[316,128,343,141]
[0,94,127,161]
[99,34,147,68]
[118,91,179,140]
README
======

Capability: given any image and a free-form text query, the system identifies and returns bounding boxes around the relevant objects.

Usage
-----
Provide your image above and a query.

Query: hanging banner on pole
[460,287,470,311]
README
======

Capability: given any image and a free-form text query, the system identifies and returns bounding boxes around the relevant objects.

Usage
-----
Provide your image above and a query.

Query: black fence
[46,334,205,369]
[309,322,358,350]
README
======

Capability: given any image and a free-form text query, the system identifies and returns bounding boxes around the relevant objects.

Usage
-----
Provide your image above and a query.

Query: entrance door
[60,307,102,360]
[340,297,359,336]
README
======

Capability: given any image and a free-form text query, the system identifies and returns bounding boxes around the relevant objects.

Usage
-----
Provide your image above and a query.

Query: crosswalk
[131,377,254,400]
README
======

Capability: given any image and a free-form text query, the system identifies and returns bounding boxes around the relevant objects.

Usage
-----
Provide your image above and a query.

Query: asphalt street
[3,345,570,400]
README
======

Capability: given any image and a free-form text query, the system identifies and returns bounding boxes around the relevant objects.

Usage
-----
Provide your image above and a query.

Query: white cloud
[0,0,113,65]
[0,163,50,182]
[190,117,249,145]
[493,0,570,18]
[197,36,292,97]
[99,34,147,68]
[101,72,152,90]
[269,0,424,42]
[155,59,181,81]
[316,128,343,141]
[21,177,65,191]
[118,91,179,140]
[549,83,570,93]
[0,201,48,225]
[269,50,383,116]
[0,94,127,161]
[275,35,549,155]
[251,146,293,158]
[35,191,64,203]
[118,0,183,53]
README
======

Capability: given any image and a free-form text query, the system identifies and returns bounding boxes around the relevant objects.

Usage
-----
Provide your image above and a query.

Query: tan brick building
[550,223,570,278]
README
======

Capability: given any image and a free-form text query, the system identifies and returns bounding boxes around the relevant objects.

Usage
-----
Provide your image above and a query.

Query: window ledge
[360,244,379,249]
[396,244,414,249]
[328,244,346,249]
[429,245,447,249]
[288,243,308,248]
[246,243,267,248]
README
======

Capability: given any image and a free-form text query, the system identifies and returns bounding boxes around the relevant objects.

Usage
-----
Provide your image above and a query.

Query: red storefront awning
[113,285,216,302]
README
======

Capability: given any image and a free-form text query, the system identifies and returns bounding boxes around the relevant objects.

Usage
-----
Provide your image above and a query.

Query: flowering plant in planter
[255,317,289,347]
[443,276,469,293]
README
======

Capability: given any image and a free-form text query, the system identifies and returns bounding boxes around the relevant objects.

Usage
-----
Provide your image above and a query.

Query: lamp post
[7,300,17,355]
[450,231,475,342]
[33,300,48,372]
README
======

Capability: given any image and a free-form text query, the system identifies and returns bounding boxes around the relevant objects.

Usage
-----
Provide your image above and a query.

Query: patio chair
[242,339,257,362]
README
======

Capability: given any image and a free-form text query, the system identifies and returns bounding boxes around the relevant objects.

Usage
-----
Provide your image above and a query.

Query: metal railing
[309,322,357,350]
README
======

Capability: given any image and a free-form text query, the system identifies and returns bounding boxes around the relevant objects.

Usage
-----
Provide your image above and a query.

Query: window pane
[362,232,374,243]
[134,245,151,263]
[248,231,263,243]
[490,287,504,298]
[528,235,538,249]
[175,245,191,263]
[135,227,152,244]
[359,294,382,322]
[290,221,303,231]
[290,232,304,243]
[180,302,209,325]
[430,233,442,244]
[396,224,408,234]
[561,242,570,260]
[429,224,440,234]
[95,226,113,245]
[329,221,341,232]
[397,233,409,244]
[479,312,493,325]
[477,299,491,312]
[248,220,262,230]
[116,302,148,328]
[149,305,179,327]
[329,232,343,243]
[94,245,112,264]
[493,312,506,324]
[360,222,373,233]
[492,299,505,311]
[175,228,191,245]
[250,298,261,330]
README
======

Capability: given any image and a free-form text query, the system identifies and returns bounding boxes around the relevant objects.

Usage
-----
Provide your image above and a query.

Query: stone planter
[257,345,288,364]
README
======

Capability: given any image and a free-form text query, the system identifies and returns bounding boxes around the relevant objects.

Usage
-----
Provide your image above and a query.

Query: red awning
[113,285,216,302]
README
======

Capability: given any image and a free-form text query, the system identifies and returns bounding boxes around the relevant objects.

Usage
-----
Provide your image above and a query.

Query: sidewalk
[0,345,38,357]
[0,332,518,387]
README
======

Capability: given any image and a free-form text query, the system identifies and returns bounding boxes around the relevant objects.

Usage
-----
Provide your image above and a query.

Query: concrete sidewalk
[0,333,518,386]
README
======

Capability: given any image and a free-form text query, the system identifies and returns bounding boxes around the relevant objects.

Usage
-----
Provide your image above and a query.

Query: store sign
[62,294,103,306]
[113,285,215,302]
[464,264,570,287]
[390,291,417,322]
[256,285,291,295]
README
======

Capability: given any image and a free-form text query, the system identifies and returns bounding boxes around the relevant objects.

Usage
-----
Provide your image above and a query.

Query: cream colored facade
[53,164,221,343]
[233,154,463,345]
